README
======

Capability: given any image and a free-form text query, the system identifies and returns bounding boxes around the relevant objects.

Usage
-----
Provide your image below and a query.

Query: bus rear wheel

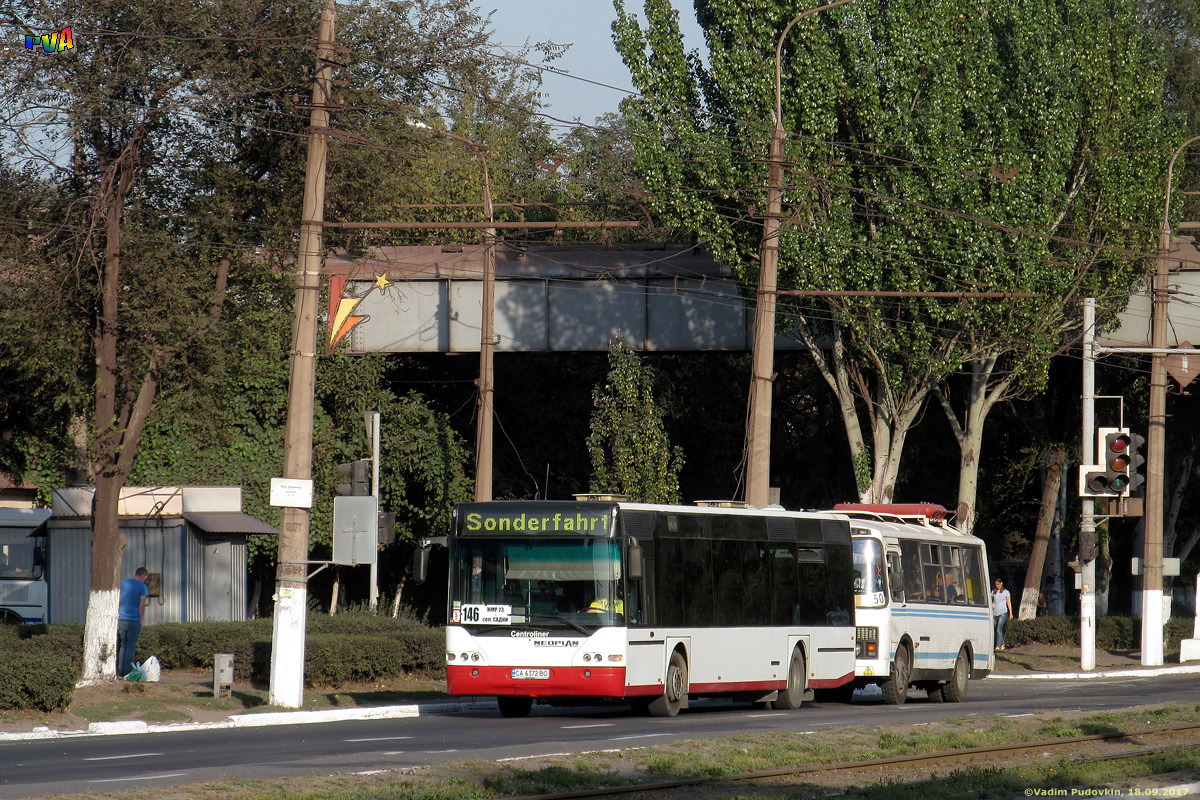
[649,651,688,717]
[496,695,533,718]
[775,649,807,710]
[941,648,970,703]
[881,643,911,705]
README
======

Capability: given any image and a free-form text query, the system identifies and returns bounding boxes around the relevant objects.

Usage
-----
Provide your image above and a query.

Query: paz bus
[833,503,993,704]
[0,508,50,624]
[419,499,856,717]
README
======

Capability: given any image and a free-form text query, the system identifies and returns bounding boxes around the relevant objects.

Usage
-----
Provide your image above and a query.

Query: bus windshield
[851,536,887,608]
[0,530,42,581]
[449,537,623,629]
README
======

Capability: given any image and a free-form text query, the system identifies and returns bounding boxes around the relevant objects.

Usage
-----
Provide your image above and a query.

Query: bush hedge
[1005,615,1193,651]
[133,614,444,685]
[0,624,80,711]
[0,614,443,711]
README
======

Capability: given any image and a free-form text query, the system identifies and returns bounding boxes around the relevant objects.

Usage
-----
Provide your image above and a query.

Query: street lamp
[745,0,855,508]
[407,122,496,501]
[1142,135,1200,664]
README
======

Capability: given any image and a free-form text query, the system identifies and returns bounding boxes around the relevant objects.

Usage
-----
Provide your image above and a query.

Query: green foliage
[587,339,684,503]
[1006,615,1193,650]
[135,616,444,686]
[613,0,1177,504]
[0,625,80,711]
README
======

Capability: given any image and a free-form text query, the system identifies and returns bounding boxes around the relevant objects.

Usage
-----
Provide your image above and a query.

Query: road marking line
[345,736,413,742]
[87,773,185,783]
[562,723,615,729]
[498,753,572,761]
[610,733,671,741]
[84,753,162,761]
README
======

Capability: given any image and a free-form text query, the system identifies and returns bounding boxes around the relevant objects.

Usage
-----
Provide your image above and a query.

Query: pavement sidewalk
[2,643,1197,741]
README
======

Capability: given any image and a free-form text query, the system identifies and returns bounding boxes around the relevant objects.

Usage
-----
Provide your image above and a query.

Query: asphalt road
[3,674,1199,798]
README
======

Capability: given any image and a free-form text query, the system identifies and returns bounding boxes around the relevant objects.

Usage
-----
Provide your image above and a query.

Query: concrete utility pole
[1081,299,1097,671]
[271,0,335,708]
[476,152,496,501]
[745,0,854,509]
[1142,136,1200,664]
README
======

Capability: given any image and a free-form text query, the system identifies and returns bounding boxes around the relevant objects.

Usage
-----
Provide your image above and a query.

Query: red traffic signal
[1079,428,1137,498]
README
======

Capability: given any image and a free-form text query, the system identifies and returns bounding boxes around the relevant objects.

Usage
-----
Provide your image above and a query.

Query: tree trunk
[1019,447,1065,620]
[1046,472,1067,616]
[330,567,341,615]
[391,572,406,618]
[79,474,125,685]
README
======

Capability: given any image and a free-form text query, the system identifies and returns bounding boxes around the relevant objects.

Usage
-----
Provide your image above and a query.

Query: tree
[587,339,683,502]
[613,0,1173,514]
[0,0,542,681]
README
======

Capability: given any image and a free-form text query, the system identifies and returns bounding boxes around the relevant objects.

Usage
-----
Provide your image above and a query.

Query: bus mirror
[626,543,643,581]
[32,546,45,568]
[413,547,430,584]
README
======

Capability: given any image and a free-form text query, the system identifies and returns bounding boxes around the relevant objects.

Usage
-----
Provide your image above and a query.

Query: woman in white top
[992,578,1013,651]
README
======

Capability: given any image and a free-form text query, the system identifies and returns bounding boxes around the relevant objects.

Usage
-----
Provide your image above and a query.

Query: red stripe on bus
[688,680,786,693]
[447,665,627,697]
[807,671,855,689]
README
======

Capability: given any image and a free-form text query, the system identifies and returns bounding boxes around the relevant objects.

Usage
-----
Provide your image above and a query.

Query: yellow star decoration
[373,273,391,291]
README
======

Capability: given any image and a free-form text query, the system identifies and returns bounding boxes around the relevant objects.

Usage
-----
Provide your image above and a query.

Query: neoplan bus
[419,500,856,717]
[831,503,993,704]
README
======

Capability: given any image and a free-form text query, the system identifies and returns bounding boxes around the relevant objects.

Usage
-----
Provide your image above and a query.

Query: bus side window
[886,552,904,603]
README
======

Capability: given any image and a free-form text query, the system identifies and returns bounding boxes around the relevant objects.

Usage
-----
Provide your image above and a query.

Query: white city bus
[830,503,993,704]
[424,500,857,717]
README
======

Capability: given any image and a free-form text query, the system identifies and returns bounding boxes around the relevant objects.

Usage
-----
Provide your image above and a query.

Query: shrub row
[134,615,445,685]
[0,615,444,710]
[0,624,80,711]
[1006,615,1193,651]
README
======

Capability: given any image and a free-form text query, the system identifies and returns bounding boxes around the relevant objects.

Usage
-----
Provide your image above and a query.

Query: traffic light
[1079,526,1097,562]
[1124,432,1146,495]
[336,458,371,496]
[378,511,396,544]
[1079,428,1138,498]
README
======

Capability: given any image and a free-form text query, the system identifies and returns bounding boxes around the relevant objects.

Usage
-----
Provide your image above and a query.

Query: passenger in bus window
[944,573,960,602]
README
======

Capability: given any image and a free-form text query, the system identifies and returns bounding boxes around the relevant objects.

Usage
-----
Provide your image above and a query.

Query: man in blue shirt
[117,568,150,677]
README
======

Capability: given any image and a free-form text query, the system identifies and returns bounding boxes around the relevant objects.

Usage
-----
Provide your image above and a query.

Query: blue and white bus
[0,508,50,624]
[424,499,857,717]
[831,503,993,704]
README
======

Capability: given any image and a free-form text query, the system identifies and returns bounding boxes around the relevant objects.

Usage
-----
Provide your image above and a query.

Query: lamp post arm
[774,0,855,126]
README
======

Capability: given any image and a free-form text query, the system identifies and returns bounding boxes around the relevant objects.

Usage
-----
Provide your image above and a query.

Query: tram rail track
[509,721,1200,800]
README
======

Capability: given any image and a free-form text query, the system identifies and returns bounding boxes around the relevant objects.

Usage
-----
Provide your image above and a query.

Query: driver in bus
[587,585,624,615]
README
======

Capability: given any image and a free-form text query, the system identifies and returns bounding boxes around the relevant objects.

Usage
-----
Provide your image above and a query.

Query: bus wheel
[775,649,807,710]
[941,648,970,703]
[881,643,911,705]
[649,651,688,717]
[496,695,533,718]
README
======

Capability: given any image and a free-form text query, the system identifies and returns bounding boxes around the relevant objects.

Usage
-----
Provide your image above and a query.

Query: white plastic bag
[142,655,161,682]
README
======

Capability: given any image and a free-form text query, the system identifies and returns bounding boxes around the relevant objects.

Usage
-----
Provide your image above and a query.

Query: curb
[4,666,1199,741]
[0,700,495,742]
[989,662,1200,680]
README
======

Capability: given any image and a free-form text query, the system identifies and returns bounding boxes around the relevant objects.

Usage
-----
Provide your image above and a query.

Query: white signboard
[269,478,313,509]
